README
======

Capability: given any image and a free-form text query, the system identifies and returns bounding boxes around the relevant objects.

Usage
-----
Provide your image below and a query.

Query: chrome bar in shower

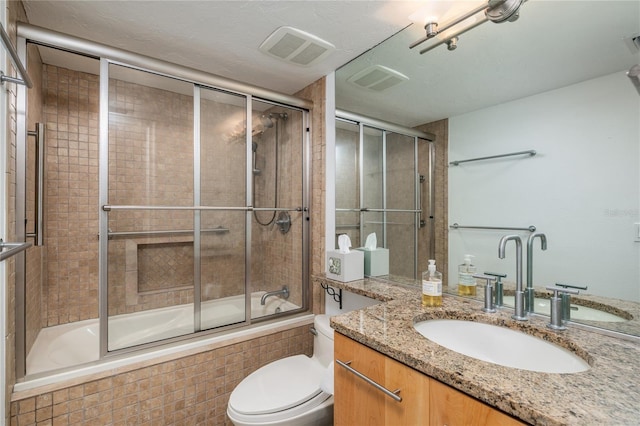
[106,227,230,239]
[25,123,45,246]
[0,22,33,87]
[0,240,32,262]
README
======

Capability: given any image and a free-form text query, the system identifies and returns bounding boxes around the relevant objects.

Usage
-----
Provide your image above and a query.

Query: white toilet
[227,315,335,426]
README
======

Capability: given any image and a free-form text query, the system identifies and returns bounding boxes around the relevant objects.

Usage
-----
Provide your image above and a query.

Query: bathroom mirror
[334,1,640,336]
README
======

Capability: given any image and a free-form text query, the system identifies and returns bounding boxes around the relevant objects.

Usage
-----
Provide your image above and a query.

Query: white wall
[448,71,640,301]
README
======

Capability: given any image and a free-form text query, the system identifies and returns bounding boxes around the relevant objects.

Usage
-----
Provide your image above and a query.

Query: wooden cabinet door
[429,379,525,426]
[334,333,429,425]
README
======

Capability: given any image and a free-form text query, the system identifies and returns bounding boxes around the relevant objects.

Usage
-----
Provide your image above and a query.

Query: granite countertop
[314,275,640,425]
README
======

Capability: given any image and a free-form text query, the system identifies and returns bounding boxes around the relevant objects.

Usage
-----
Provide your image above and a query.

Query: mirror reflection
[334,0,640,336]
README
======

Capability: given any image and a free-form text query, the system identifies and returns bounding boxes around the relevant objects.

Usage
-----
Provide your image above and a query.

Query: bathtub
[26,292,300,376]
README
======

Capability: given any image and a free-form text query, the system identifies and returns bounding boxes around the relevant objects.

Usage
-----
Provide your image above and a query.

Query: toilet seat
[228,354,330,421]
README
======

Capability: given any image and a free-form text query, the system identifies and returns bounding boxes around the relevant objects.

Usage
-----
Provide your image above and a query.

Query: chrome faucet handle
[474,274,497,313]
[556,283,588,290]
[545,286,580,330]
[555,283,587,321]
[484,271,506,306]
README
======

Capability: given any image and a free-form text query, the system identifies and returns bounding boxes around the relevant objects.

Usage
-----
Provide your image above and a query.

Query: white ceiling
[20,1,640,128]
[22,0,425,95]
[336,0,640,126]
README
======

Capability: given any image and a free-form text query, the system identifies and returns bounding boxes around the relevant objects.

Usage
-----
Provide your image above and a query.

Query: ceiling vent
[259,26,335,66]
[347,65,409,92]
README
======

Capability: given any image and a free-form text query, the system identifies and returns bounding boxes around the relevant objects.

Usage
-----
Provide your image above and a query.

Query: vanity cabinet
[334,333,524,426]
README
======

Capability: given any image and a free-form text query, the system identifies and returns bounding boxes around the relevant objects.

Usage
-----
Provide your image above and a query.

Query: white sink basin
[502,296,628,322]
[414,319,590,373]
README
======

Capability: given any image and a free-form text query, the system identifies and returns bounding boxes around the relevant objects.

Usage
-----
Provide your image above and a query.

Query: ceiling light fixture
[409,0,525,54]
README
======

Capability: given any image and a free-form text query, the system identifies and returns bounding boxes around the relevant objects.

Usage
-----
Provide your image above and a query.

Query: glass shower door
[198,87,248,330]
[105,64,197,350]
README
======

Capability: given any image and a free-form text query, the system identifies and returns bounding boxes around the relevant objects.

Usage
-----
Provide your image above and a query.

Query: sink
[414,319,590,373]
[502,296,628,322]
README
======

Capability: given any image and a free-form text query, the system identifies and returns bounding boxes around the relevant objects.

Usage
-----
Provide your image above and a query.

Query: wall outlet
[635,223,640,242]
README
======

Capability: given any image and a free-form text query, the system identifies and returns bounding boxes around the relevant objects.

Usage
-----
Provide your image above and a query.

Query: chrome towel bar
[449,149,536,166]
[0,239,32,262]
[106,227,230,239]
[450,223,536,232]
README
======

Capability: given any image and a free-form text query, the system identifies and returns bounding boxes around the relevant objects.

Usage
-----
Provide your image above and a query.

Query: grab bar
[450,223,536,232]
[0,22,33,87]
[336,359,402,402]
[0,239,32,261]
[103,205,304,212]
[25,123,45,246]
[335,224,360,229]
[106,227,230,238]
[336,208,422,213]
[103,205,251,211]
[449,149,536,166]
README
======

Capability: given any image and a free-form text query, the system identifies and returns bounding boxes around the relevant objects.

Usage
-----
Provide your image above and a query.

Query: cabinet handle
[336,359,402,402]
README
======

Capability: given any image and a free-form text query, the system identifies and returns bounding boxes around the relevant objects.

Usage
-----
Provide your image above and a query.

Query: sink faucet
[498,235,527,321]
[260,285,290,305]
[545,286,580,330]
[526,233,547,314]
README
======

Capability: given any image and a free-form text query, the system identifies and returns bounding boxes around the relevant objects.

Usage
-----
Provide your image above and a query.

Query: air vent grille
[347,65,409,92]
[259,27,334,67]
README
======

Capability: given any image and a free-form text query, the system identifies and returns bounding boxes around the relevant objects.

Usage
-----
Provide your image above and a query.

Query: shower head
[260,114,274,128]
[252,141,258,152]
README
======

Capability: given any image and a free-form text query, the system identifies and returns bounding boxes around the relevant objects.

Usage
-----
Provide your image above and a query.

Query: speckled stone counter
[314,275,640,425]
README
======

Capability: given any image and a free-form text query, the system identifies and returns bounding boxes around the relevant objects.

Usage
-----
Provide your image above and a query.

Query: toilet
[227,315,335,426]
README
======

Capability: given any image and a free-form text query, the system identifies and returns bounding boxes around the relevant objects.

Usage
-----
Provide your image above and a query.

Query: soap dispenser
[458,254,477,296]
[422,259,442,307]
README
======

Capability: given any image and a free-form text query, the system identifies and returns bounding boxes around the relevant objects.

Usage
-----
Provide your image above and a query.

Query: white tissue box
[326,250,364,282]
[356,248,389,277]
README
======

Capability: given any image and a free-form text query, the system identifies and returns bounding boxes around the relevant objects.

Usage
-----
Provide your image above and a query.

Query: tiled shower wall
[39,63,307,320]
[24,44,44,356]
[41,64,100,326]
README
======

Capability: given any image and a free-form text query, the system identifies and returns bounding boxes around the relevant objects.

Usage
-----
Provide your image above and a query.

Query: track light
[410,0,525,54]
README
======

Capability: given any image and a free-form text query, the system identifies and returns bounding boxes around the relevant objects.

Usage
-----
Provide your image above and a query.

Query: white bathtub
[26,292,299,376]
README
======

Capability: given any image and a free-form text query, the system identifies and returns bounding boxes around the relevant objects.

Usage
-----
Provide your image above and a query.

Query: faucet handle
[545,286,580,296]
[484,272,506,279]
[474,274,497,313]
[545,286,580,330]
[484,272,506,306]
[556,283,588,291]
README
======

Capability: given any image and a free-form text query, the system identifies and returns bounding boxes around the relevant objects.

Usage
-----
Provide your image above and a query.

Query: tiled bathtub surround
[10,323,313,425]
[318,275,640,425]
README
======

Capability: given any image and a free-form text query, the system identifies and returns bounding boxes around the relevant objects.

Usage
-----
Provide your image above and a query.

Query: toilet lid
[229,355,326,415]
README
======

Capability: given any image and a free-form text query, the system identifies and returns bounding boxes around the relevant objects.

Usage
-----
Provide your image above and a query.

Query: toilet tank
[313,315,334,367]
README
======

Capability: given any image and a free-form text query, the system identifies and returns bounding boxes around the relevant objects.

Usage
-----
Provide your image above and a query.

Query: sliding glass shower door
[102,63,308,353]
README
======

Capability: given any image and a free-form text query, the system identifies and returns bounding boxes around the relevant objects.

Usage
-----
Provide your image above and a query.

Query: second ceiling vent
[259,26,335,67]
[347,65,409,92]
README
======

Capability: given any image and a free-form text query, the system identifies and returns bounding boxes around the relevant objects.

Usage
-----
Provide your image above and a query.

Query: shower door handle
[25,122,45,246]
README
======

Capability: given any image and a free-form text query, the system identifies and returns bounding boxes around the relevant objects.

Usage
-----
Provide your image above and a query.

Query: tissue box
[326,250,364,282]
[356,248,389,277]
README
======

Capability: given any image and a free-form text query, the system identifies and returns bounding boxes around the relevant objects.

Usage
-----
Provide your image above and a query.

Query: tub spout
[260,286,290,305]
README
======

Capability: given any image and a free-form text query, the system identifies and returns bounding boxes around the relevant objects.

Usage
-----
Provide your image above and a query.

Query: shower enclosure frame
[14,23,312,379]
[335,110,436,279]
